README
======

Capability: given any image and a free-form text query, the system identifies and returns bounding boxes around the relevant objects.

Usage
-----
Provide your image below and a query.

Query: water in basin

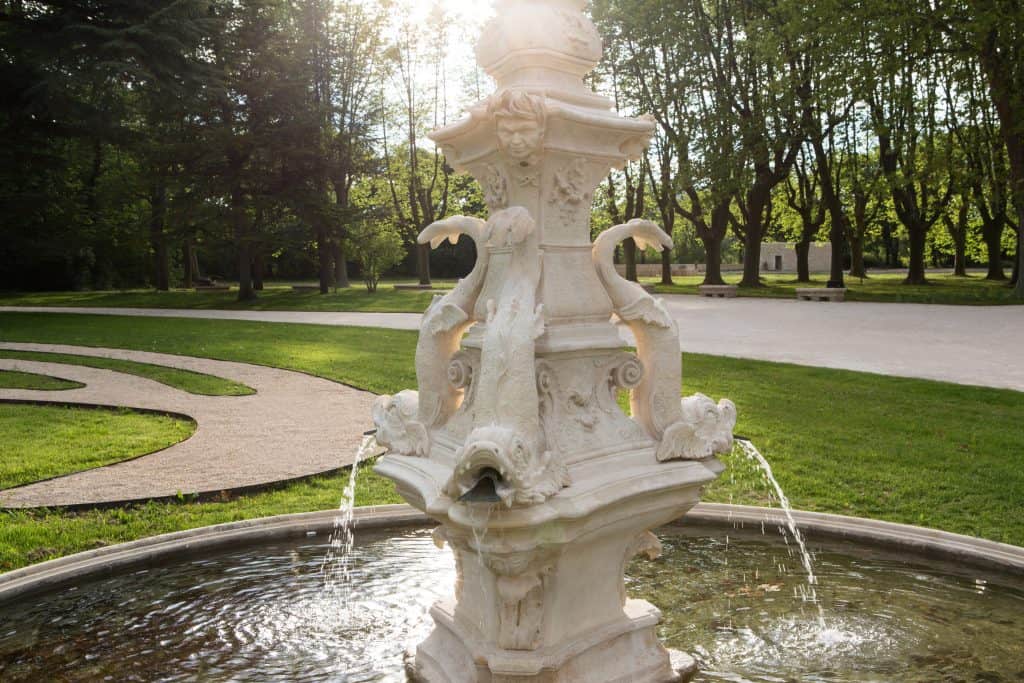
[1,526,1021,682]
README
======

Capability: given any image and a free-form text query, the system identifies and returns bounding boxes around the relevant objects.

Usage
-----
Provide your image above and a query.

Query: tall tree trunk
[233,185,255,301]
[739,187,770,288]
[417,243,431,286]
[696,199,731,286]
[333,241,350,289]
[828,219,846,287]
[947,202,969,277]
[848,233,866,279]
[317,224,331,294]
[739,228,764,288]
[810,136,846,287]
[905,223,928,285]
[953,241,967,276]
[795,240,811,282]
[660,247,673,285]
[702,237,725,286]
[1014,221,1022,291]
[253,250,265,291]
[182,239,194,289]
[624,238,637,282]
[982,220,1006,280]
[149,181,169,291]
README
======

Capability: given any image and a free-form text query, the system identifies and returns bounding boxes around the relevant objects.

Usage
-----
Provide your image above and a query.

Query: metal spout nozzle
[458,467,504,504]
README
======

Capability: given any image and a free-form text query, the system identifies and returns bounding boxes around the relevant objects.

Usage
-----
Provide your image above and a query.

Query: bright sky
[383,0,498,123]
[435,0,495,25]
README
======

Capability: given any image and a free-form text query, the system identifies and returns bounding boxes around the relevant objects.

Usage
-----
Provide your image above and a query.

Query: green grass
[0,369,83,391]
[0,311,1021,572]
[0,351,254,396]
[649,272,1022,305]
[0,403,195,491]
[1,272,1019,310]
[0,463,401,571]
[0,281,453,314]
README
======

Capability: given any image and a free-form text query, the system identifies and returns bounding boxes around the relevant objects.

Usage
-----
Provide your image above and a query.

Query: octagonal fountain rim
[3,503,1022,610]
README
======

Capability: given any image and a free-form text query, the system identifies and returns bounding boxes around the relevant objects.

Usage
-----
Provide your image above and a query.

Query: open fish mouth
[447,429,527,507]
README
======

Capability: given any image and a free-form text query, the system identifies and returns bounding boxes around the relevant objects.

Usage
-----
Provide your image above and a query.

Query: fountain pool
[2,520,1022,682]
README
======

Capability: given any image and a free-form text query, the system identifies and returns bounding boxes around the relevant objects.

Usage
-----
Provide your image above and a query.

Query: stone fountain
[372,1,736,680]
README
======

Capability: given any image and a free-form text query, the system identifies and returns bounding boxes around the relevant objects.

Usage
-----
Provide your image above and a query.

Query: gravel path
[0,343,377,509]
[2,298,1021,391]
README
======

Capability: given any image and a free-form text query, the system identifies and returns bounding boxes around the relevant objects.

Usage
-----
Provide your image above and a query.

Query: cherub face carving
[497,118,543,163]
[489,90,547,167]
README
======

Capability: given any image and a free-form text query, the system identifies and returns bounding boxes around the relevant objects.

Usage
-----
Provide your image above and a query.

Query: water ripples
[1,527,1022,682]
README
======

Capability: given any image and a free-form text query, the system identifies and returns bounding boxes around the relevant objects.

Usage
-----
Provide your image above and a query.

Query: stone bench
[194,285,230,292]
[291,285,321,293]
[698,285,739,298]
[393,283,435,291]
[796,288,847,302]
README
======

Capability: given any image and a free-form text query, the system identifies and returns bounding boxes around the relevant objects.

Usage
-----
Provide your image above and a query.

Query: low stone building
[760,242,831,273]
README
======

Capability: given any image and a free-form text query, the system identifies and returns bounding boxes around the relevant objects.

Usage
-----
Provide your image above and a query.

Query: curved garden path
[0,343,377,509]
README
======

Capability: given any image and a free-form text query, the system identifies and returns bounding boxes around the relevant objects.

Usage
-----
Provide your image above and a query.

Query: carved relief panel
[536,351,648,461]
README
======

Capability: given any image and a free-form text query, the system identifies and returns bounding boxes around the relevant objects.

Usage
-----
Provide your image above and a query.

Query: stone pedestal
[370,1,736,681]
[378,452,722,682]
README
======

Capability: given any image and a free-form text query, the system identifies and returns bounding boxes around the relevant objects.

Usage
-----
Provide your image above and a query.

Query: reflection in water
[1,528,1023,682]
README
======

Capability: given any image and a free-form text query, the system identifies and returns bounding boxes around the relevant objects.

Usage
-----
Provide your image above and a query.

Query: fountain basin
[2,504,1023,681]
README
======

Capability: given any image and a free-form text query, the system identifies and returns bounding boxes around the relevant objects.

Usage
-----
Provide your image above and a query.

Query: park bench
[796,288,847,302]
[698,284,739,298]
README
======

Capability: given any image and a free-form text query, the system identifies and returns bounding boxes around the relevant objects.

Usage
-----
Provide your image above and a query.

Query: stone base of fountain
[377,452,722,683]
[404,609,698,682]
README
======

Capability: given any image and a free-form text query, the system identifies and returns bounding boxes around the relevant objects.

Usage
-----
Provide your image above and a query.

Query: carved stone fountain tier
[372,1,736,681]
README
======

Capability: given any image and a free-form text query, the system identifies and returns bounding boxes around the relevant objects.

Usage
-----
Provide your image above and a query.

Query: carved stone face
[496,117,544,165]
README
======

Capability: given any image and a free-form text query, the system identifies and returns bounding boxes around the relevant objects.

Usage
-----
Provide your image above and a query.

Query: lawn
[0,369,82,391]
[649,271,1021,305]
[0,281,452,314]
[0,403,195,492]
[0,270,1020,312]
[0,311,1021,572]
[0,350,254,396]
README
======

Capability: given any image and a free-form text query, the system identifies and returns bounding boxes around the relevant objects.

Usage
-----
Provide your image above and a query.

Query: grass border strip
[0,348,256,397]
[0,369,85,391]
[0,400,198,495]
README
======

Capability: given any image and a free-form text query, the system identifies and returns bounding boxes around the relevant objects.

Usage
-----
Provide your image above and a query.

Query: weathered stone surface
[371,1,735,679]
[796,287,847,302]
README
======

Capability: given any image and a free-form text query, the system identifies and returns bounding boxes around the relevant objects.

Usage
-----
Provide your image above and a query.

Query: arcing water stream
[734,438,823,623]
[319,432,378,604]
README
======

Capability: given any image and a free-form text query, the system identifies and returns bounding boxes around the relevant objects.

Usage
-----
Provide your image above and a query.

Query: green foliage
[348,221,407,292]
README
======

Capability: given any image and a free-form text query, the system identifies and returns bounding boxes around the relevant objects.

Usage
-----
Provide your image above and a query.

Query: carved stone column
[373,1,734,681]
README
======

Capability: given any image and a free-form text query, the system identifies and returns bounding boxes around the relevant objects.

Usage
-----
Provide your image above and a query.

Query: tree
[327,0,389,290]
[349,219,404,292]
[862,24,952,285]
[593,0,743,286]
[381,5,454,287]
[841,115,886,279]
[943,58,1015,281]
[693,0,806,289]
[784,148,826,282]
